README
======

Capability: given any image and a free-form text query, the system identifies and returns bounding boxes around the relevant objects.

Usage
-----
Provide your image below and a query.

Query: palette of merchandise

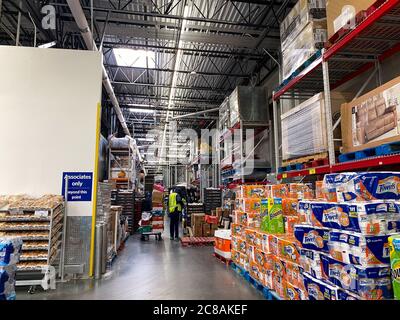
[0,237,22,300]
[231,172,400,300]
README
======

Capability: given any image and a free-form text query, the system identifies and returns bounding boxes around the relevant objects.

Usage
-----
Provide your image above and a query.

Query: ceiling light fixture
[113,48,156,68]
[158,4,190,167]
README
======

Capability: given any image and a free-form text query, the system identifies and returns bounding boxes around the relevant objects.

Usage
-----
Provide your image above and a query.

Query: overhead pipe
[171,107,220,120]
[66,0,130,136]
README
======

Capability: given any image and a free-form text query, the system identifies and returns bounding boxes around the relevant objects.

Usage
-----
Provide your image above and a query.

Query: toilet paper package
[294,225,330,252]
[328,230,394,266]
[320,254,393,300]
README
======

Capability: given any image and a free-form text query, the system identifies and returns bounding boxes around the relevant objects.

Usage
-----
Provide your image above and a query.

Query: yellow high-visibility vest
[169,192,182,213]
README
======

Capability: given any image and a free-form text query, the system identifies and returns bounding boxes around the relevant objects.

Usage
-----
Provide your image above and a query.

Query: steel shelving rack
[108,147,134,190]
[272,0,400,180]
[0,202,66,291]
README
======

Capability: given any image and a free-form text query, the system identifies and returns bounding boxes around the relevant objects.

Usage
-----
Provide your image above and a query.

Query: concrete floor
[17,232,264,300]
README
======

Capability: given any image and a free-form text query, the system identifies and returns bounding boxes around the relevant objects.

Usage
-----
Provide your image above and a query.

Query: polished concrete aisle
[17,235,264,300]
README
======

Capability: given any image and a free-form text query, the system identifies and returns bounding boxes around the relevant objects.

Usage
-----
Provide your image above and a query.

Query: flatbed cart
[140,230,163,241]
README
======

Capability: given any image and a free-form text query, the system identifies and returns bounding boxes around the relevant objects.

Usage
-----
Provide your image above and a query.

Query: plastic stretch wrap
[281,93,327,160]
[280,0,327,52]
[282,22,327,81]
[108,135,135,150]
[0,237,22,300]
[219,97,230,134]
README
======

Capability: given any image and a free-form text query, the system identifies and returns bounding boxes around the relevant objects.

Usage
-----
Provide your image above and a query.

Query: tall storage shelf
[273,0,400,180]
[219,87,273,185]
[108,147,134,190]
[0,201,65,290]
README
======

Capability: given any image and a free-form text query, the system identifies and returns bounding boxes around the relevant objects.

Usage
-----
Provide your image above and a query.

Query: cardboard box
[341,76,400,153]
[282,92,349,160]
[327,0,376,39]
[280,0,327,52]
[152,190,164,204]
[202,223,212,237]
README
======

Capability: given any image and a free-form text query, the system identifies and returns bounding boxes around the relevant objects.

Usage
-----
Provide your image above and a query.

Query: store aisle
[17,235,264,300]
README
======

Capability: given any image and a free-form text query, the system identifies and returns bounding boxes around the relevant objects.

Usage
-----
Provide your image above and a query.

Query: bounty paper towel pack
[389,235,400,300]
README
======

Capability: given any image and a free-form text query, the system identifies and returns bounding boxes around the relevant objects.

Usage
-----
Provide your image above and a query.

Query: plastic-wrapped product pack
[324,172,400,202]
[0,237,22,301]
[389,235,400,300]
[294,225,330,252]
[328,230,394,266]
[320,254,393,300]
[299,248,324,279]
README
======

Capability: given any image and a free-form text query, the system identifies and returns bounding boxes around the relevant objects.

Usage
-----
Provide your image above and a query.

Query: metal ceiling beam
[63,21,280,49]
[60,12,269,37]
[101,42,268,59]
[112,81,230,93]
[52,3,282,30]
[120,104,214,113]
[115,93,222,105]
[105,64,251,78]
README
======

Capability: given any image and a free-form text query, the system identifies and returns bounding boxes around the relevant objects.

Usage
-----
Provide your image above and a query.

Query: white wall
[0,46,102,217]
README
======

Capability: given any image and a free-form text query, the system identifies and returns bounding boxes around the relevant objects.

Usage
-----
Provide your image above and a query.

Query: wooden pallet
[180,237,215,247]
[282,152,328,166]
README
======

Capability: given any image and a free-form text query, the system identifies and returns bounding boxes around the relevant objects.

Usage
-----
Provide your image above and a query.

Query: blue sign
[62,172,93,202]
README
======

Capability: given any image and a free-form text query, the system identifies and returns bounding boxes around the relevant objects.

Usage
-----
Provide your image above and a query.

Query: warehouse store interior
[1,0,400,301]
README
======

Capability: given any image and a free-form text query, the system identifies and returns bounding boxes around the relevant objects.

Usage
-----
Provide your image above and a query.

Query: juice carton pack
[284,216,300,235]
[277,236,301,264]
[347,202,400,236]
[271,184,289,198]
[389,235,400,300]
[282,198,299,216]
[320,254,393,300]
[294,225,330,252]
[327,172,400,202]
[328,230,393,266]
[268,198,285,234]
[240,185,269,199]
[285,281,307,300]
[303,272,341,300]
[299,248,323,279]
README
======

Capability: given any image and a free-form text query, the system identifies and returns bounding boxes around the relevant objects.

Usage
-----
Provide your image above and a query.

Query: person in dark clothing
[168,188,186,240]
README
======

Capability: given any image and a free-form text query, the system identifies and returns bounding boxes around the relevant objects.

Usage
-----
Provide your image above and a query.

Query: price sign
[309,168,316,175]
[34,210,49,217]
[282,173,288,179]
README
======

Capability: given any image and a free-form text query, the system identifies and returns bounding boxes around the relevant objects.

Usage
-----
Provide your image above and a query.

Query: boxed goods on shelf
[326,0,377,39]
[341,76,400,153]
[228,86,268,127]
[282,22,327,81]
[281,92,347,161]
[389,235,400,300]
[280,0,327,52]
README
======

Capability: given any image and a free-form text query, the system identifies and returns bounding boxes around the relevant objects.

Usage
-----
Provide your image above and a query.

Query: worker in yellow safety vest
[168,189,186,241]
